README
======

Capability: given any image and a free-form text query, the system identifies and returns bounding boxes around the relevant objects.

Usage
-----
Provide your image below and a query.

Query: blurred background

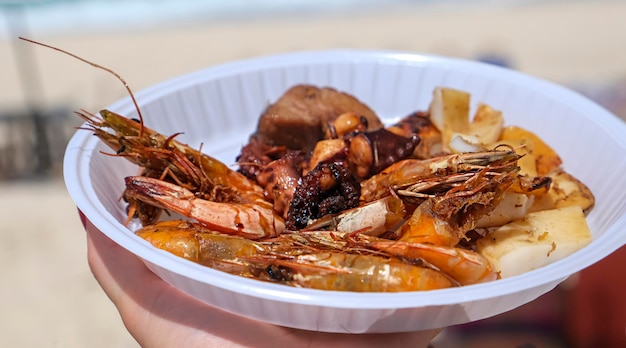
[1,0,625,347]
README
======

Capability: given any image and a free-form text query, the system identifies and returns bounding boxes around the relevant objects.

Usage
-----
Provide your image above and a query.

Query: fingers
[85,216,130,306]
[85,216,202,346]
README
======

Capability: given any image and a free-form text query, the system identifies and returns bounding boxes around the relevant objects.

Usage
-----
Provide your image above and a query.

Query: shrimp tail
[366,239,498,285]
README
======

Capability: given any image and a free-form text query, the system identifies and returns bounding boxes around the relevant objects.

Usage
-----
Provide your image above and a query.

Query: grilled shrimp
[78,109,265,199]
[257,252,455,292]
[360,148,521,202]
[21,37,267,226]
[126,176,285,239]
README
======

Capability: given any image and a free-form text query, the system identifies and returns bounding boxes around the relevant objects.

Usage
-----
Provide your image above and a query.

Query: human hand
[83,214,441,348]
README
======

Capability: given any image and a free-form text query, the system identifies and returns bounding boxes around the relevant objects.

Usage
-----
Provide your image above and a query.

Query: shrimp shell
[260,252,455,292]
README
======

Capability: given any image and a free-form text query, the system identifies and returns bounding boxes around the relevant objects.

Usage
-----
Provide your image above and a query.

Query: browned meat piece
[254,85,383,152]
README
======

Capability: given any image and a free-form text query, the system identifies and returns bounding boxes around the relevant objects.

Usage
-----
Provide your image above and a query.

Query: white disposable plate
[64,50,626,333]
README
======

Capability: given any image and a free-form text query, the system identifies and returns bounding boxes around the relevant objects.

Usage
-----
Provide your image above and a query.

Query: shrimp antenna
[18,37,145,136]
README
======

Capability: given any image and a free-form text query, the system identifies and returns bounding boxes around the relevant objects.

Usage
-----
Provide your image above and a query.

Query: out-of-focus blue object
[476,53,513,69]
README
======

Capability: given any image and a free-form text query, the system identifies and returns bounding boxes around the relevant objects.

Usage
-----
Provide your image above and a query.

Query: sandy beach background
[1,1,625,347]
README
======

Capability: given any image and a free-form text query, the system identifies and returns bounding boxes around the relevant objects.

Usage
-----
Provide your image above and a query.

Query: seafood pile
[79,84,595,292]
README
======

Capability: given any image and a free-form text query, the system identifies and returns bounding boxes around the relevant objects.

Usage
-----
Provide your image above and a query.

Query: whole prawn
[137,221,456,291]
[21,37,283,238]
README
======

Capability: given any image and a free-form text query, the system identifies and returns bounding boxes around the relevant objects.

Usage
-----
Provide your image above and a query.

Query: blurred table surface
[1,1,625,347]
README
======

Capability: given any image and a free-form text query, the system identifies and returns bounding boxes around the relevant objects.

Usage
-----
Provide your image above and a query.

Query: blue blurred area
[0,0,537,39]
[0,0,396,38]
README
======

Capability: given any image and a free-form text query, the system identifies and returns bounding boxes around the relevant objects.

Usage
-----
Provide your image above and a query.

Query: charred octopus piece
[237,137,307,218]
[255,150,307,219]
[387,111,444,159]
[347,128,420,179]
[237,137,289,180]
[287,152,360,230]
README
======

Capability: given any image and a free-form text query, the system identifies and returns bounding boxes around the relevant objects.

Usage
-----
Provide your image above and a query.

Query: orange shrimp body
[136,220,269,277]
[265,252,455,292]
[398,199,461,246]
[367,240,498,285]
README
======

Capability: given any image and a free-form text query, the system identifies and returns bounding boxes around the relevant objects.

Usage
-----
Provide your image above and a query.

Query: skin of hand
[82,214,441,348]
